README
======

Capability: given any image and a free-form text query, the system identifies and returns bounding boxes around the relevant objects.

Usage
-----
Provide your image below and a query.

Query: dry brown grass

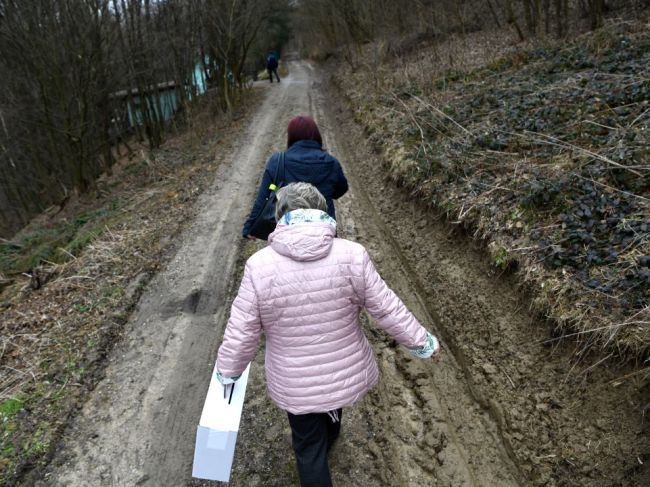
[0,89,264,484]
[333,20,650,361]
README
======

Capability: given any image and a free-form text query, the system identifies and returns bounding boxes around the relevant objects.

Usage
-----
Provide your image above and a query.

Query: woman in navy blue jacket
[243,115,348,239]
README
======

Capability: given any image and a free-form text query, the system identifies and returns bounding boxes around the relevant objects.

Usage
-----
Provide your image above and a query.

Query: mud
[319,73,649,486]
[38,57,648,487]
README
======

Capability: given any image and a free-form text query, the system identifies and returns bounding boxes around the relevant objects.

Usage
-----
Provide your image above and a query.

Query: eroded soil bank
[321,72,649,486]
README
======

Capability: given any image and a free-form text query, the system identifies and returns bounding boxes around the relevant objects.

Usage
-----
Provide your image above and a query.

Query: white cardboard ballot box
[192,362,251,482]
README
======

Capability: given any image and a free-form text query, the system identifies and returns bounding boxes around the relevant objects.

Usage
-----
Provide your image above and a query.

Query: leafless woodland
[0,0,289,237]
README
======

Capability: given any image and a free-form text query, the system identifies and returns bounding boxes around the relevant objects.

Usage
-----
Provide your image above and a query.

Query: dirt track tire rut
[38,75,296,486]
[311,74,522,487]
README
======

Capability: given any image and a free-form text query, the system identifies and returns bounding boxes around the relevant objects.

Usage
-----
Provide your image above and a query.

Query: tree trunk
[589,0,605,29]
[487,0,503,28]
[503,0,526,41]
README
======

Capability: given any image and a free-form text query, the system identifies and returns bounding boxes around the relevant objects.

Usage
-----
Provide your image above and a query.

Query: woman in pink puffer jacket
[217,182,440,487]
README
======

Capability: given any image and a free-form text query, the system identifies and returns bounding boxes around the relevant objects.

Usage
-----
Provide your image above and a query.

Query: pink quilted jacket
[217,222,428,414]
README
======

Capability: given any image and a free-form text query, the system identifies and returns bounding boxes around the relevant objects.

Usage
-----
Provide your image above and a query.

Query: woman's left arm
[217,262,263,378]
[331,160,349,199]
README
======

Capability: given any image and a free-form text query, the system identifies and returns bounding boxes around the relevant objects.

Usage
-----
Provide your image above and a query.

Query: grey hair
[275,182,327,220]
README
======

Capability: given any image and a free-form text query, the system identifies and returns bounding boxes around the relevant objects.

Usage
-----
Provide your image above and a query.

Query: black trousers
[267,67,280,82]
[287,409,343,487]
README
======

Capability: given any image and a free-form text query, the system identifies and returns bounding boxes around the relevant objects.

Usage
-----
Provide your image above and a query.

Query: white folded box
[192,362,251,482]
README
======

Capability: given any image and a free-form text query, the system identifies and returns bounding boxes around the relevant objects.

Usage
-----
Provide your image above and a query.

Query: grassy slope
[335,21,649,358]
[0,91,262,486]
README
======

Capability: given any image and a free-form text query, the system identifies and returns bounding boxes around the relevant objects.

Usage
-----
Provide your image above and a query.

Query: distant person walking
[267,53,280,83]
[217,182,441,487]
[242,115,348,239]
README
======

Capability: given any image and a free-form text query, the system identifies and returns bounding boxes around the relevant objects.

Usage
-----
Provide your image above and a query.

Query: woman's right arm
[217,261,263,378]
[242,156,276,237]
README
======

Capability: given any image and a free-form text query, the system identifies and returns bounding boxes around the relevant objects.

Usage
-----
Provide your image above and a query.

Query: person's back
[266,53,280,82]
[242,116,348,239]
[246,222,395,413]
[269,141,346,215]
[219,183,441,487]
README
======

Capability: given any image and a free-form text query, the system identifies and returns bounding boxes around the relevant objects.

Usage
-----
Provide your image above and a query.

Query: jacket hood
[269,223,335,262]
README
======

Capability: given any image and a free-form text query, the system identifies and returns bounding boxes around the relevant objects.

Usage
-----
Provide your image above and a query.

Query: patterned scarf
[276,209,337,230]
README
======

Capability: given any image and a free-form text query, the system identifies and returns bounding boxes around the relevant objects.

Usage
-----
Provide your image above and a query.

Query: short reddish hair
[287,115,322,148]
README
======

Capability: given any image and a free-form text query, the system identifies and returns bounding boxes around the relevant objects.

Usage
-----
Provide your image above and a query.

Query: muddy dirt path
[37,74,293,485]
[39,58,647,487]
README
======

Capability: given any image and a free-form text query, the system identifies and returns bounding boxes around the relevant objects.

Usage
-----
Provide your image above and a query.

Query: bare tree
[0,0,291,238]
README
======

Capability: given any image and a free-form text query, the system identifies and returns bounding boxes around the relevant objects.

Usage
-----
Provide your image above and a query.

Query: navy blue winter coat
[242,139,348,237]
[266,55,278,69]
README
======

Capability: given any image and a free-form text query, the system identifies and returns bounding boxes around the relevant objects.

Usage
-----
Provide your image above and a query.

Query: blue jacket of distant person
[266,55,278,69]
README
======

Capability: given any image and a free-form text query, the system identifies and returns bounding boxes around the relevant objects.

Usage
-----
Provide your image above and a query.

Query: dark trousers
[287,409,343,487]
[268,67,280,82]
